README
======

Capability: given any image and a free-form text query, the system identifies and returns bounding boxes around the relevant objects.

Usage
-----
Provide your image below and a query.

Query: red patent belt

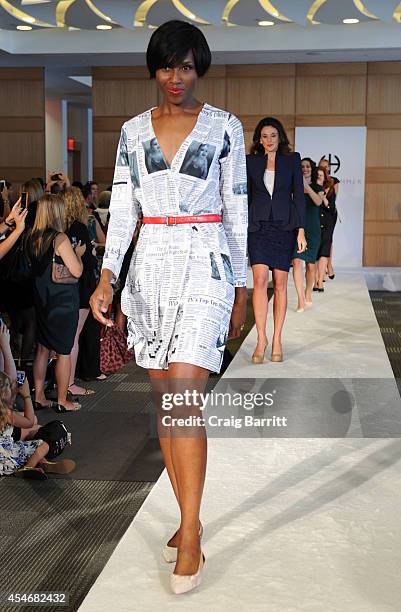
[142,214,222,226]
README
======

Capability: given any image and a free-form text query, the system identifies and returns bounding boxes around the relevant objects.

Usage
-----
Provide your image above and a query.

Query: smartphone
[20,192,28,210]
[16,371,26,387]
[0,180,6,191]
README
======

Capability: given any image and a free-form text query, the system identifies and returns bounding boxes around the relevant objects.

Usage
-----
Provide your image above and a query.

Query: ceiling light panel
[60,0,120,29]
[88,0,143,28]
[272,0,318,25]
[360,0,398,22]
[0,0,54,26]
[228,0,279,26]
[313,0,375,24]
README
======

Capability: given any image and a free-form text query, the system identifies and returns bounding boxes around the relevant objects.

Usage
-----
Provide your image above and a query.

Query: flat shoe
[328,274,335,280]
[68,385,95,396]
[163,523,203,564]
[13,466,47,480]
[40,459,76,474]
[53,402,81,413]
[170,552,205,595]
[296,307,304,313]
[34,400,57,411]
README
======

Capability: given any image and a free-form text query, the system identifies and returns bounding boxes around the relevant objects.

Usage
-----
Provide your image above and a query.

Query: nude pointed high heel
[170,552,205,595]
[251,340,268,364]
[163,523,203,563]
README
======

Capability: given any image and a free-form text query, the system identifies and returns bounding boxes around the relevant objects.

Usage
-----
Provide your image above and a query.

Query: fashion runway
[79,272,401,611]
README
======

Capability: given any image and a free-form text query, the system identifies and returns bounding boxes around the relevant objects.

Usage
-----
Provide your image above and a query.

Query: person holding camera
[0,199,28,261]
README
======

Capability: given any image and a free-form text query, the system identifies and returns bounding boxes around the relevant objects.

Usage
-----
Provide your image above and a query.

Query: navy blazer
[246,151,305,232]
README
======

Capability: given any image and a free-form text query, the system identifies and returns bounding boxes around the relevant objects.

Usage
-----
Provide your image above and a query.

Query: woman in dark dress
[315,166,337,290]
[0,180,43,360]
[247,117,306,363]
[319,158,340,279]
[29,194,86,413]
[292,158,324,312]
[64,187,98,395]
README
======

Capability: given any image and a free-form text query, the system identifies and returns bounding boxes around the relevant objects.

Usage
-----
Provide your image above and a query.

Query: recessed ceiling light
[343,18,360,24]
[258,20,275,26]
[16,25,33,30]
[96,24,112,30]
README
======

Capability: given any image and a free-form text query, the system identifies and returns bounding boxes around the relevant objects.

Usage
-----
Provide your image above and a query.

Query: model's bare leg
[327,244,334,276]
[251,263,269,354]
[272,269,289,354]
[292,258,305,309]
[305,262,316,301]
[149,368,180,506]
[317,257,327,289]
[161,362,209,576]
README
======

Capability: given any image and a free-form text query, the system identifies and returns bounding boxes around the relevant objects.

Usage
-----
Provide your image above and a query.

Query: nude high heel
[170,551,205,595]
[163,523,203,563]
[251,340,268,364]
[271,353,283,362]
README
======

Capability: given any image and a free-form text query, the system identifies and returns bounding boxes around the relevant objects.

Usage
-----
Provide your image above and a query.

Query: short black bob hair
[146,20,211,79]
[250,117,292,156]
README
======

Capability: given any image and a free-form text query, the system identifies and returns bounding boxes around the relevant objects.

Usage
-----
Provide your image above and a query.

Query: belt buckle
[166,216,177,226]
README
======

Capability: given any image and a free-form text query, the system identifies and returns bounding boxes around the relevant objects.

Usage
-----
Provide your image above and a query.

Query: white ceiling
[1,1,401,103]
[1,0,401,30]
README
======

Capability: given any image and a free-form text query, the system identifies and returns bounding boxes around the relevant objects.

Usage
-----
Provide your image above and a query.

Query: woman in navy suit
[247,117,306,363]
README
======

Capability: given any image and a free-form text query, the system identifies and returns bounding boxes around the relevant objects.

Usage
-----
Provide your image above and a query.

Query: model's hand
[90,277,114,327]
[228,287,247,340]
[297,229,307,253]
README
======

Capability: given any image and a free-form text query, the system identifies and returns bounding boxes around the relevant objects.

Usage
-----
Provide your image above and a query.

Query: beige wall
[92,62,401,267]
[0,67,45,185]
[45,98,63,176]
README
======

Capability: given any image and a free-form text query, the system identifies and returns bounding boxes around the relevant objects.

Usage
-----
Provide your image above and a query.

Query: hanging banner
[295,126,367,267]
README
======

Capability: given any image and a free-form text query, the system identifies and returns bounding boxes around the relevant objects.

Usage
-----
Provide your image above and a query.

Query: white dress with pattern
[102,103,248,373]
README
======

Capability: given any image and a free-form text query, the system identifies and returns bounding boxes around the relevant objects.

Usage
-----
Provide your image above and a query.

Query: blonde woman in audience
[29,194,86,413]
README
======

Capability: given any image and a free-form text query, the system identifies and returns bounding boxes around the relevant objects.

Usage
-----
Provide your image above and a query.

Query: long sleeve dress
[102,103,248,373]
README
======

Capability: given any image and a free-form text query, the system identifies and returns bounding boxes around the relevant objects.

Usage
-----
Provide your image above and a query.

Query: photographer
[0,199,27,261]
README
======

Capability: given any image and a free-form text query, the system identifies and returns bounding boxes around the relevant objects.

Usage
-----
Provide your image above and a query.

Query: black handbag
[0,233,32,284]
[33,420,71,460]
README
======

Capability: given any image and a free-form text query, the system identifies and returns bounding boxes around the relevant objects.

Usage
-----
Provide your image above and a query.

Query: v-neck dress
[102,103,248,373]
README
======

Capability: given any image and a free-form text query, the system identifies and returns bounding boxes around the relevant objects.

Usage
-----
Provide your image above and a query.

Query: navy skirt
[248,221,297,272]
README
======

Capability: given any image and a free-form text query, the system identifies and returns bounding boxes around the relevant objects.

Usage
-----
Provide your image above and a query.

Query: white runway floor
[79,272,401,612]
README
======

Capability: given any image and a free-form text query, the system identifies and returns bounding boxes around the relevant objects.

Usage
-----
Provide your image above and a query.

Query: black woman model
[90,20,248,595]
[247,117,306,363]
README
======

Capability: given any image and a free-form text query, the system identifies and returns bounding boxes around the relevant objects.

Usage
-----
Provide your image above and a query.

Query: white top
[264,170,275,197]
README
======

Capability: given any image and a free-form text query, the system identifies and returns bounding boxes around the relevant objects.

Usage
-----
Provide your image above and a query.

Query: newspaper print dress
[102,103,248,373]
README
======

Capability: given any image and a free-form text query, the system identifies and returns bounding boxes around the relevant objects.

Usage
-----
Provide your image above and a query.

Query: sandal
[40,459,76,474]
[14,466,47,480]
[68,385,95,396]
